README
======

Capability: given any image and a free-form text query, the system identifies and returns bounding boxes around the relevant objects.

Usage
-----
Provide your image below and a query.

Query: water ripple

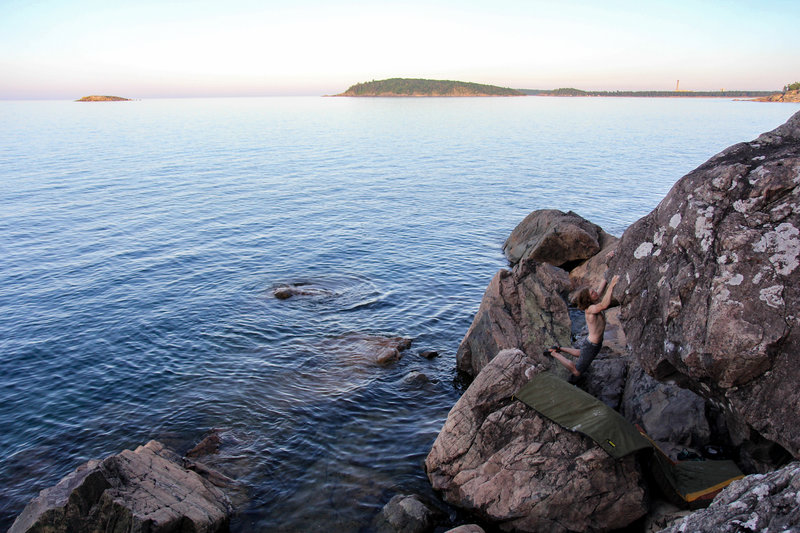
[1,97,797,530]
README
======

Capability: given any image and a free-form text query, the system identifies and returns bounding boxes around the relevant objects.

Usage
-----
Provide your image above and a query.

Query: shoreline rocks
[9,441,232,533]
[426,349,648,532]
[610,109,800,463]
[430,111,800,531]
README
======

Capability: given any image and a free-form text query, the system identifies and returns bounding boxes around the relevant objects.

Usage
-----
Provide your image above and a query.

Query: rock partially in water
[185,429,222,458]
[9,441,232,533]
[371,494,442,533]
[426,349,648,532]
[611,110,800,462]
[456,260,572,377]
[402,371,430,388]
[322,332,412,366]
[273,282,335,300]
[658,461,800,533]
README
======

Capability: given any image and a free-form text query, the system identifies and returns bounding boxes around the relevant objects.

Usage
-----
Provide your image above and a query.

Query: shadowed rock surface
[610,110,800,461]
[658,461,800,532]
[9,441,232,533]
[456,260,572,376]
[426,349,648,532]
[622,360,711,459]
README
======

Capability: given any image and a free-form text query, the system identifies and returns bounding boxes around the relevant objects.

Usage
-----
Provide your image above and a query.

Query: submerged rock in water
[426,349,648,532]
[273,282,335,300]
[323,332,412,366]
[611,110,800,462]
[9,441,232,533]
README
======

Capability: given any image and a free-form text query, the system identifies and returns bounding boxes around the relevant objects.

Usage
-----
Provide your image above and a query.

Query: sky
[1,0,798,99]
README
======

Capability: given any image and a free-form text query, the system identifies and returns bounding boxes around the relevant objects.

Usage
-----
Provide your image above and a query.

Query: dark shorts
[575,338,602,376]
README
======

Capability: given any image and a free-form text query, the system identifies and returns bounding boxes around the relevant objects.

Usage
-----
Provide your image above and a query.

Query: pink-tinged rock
[426,349,648,532]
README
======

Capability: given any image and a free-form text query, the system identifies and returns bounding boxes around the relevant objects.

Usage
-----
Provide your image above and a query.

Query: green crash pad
[515,371,652,459]
[515,371,744,508]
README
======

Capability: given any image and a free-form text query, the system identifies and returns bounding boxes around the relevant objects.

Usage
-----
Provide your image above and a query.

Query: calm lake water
[1,96,797,530]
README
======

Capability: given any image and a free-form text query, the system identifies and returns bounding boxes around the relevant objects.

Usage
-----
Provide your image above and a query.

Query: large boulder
[658,461,800,533]
[456,260,572,376]
[503,209,615,268]
[611,110,800,460]
[426,349,648,532]
[9,441,232,533]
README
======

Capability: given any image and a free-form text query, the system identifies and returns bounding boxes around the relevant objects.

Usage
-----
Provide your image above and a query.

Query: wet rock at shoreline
[503,209,615,268]
[371,494,442,533]
[9,440,232,533]
[456,260,572,376]
[426,349,648,532]
[611,110,800,462]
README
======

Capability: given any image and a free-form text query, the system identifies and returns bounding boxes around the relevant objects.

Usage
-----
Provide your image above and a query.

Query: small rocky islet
[9,111,800,532]
[75,95,132,102]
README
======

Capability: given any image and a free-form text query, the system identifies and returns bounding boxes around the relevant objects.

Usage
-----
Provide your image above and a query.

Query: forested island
[336,78,524,97]
[75,95,132,102]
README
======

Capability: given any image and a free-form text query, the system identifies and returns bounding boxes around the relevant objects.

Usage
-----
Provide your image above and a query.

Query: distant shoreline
[521,88,775,98]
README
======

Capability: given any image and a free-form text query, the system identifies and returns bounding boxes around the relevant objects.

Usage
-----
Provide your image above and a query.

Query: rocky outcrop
[456,260,572,376]
[9,441,232,533]
[371,494,442,533]
[610,110,800,461]
[752,89,800,103]
[658,461,800,532]
[426,349,648,532]
[503,209,615,268]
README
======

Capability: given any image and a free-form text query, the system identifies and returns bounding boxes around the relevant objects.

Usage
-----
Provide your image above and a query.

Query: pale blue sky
[1,0,798,98]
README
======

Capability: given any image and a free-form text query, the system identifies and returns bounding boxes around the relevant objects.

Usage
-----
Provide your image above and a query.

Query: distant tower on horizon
[676,80,680,91]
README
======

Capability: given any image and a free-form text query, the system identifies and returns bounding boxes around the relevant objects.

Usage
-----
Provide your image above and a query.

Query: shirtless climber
[549,274,620,383]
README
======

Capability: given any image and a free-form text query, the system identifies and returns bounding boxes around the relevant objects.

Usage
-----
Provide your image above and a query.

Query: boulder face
[456,260,572,376]
[622,359,711,459]
[659,461,800,533]
[611,110,800,460]
[502,209,613,267]
[9,441,232,533]
[426,349,648,533]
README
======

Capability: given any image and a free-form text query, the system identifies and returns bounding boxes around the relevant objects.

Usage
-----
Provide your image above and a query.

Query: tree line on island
[336,78,524,96]
[336,78,798,98]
